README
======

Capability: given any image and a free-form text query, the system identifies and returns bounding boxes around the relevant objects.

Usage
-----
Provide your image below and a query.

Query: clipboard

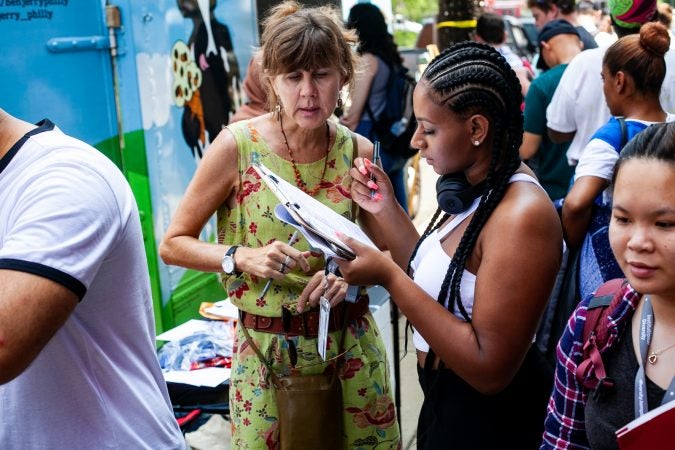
[252,162,377,260]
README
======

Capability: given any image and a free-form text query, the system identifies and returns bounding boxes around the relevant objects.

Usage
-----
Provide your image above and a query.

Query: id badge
[317,296,331,360]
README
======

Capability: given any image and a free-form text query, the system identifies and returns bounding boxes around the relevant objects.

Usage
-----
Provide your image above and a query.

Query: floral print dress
[219,120,400,449]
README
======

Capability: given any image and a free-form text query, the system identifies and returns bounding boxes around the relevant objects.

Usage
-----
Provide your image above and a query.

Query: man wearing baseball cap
[527,0,599,55]
[521,19,582,202]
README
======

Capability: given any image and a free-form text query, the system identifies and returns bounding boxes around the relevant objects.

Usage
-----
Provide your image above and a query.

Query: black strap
[618,117,628,150]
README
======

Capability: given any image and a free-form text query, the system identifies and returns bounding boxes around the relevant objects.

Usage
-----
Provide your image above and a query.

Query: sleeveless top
[218,120,357,316]
[363,54,391,122]
[410,173,542,352]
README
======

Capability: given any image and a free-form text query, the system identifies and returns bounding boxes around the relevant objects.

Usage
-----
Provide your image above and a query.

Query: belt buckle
[258,315,272,330]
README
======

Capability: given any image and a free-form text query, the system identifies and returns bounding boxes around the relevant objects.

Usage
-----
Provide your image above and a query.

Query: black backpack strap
[618,117,628,149]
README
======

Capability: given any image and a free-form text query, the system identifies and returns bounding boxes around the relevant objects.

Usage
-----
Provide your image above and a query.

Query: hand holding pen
[370,140,381,200]
[259,231,300,299]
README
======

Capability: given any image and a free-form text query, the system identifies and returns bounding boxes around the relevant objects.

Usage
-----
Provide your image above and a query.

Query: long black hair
[346,3,402,67]
[408,41,523,321]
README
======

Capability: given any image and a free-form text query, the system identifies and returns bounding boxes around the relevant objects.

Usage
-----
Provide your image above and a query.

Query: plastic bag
[158,320,234,371]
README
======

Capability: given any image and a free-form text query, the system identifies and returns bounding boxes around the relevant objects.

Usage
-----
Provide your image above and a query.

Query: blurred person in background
[546,0,675,167]
[474,12,533,96]
[562,22,674,301]
[521,19,581,202]
[230,51,267,123]
[527,0,599,67]
[341,2,411,213]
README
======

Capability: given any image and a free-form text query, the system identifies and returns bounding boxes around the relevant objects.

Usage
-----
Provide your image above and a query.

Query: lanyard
[634,296,675,417]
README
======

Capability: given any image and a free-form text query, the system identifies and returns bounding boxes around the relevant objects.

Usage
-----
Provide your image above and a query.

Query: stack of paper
[252,162,377,259]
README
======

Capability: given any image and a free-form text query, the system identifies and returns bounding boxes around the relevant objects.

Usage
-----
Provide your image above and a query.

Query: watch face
[222,256,235,274]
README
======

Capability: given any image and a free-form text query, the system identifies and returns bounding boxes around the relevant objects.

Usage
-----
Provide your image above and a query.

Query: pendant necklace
[279,114,330,196]
[648,340,675,365]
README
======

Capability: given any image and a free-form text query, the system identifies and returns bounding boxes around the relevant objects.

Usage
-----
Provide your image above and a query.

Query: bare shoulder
[486,172,562,243]
[360,53,380,76]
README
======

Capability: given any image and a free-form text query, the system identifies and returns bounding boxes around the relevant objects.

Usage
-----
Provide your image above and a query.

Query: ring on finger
[279,261,286,272]
[283,255,292,267]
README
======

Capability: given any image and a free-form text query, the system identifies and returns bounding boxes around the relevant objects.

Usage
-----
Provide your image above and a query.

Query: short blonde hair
[260,1,358,110]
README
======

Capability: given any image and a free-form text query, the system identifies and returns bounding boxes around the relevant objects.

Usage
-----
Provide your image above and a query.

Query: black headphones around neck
[436,173,487,215]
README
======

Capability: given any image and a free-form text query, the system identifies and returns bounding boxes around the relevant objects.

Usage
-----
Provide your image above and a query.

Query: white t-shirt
[547,45,675,165]
[497,45,524,69]
[0,121,185,449]
[574,114,675,204]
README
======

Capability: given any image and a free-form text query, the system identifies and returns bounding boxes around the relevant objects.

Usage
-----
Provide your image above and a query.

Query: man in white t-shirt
[0,110,186,449]
[546,0,675,165]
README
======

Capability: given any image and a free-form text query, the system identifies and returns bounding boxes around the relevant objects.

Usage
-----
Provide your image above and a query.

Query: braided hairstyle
[407,41,523,322]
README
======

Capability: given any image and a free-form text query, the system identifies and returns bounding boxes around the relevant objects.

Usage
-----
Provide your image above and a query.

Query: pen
[370,140,381,200]
[259,230,300,299]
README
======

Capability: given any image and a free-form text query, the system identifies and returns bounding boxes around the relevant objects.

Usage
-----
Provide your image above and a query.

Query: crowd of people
[2,0,674,449]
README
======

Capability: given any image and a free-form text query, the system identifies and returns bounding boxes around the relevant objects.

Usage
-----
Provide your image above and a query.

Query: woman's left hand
[332,233,398,288]
[297,270,349,313]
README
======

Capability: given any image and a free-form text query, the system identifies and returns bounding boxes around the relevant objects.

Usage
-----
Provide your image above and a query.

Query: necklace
[648,341,675,365]
[279,115,330,196]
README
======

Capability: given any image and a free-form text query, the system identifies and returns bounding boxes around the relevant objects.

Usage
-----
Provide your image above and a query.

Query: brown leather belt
[240,298,370,337]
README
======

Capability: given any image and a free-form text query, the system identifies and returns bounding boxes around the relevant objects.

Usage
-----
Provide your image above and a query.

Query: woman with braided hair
[335,41,563,449]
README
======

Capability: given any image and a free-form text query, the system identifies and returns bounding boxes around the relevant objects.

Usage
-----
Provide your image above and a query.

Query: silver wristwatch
[221,245,241,275]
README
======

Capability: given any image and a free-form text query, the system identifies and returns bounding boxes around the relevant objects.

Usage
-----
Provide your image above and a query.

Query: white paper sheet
[163,367,231,387]
[203,298,239,320]
[253,163,377,259]
[156,319,214,341]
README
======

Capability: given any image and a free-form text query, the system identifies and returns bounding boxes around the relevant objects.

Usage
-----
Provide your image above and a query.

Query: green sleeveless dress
[219,120,400,449]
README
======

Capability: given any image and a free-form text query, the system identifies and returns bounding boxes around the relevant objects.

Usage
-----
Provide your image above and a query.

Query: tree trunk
[436,0,479,51]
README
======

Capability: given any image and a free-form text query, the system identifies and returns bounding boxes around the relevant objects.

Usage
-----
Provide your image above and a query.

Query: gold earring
[274,102,282,121]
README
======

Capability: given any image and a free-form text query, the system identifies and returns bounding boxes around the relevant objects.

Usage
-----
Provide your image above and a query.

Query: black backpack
[365,64,417,160]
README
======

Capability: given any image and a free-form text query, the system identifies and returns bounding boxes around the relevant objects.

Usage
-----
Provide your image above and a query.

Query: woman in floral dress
[160,2,400,448]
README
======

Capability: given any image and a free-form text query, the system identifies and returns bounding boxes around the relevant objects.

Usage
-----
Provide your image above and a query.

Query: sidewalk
[398,158,439,449]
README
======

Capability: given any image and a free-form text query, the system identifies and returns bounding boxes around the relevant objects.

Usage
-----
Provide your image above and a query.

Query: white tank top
[411,173,541,352]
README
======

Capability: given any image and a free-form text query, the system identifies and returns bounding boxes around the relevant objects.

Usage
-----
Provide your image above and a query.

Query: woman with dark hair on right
[562,22,674,302]
[340,3,410,212]
[334,42,563,449]
[541,122,675,449]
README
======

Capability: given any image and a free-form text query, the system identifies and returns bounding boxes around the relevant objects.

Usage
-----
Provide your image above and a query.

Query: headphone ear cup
[436,173,487,215]
[436,173,472,215]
